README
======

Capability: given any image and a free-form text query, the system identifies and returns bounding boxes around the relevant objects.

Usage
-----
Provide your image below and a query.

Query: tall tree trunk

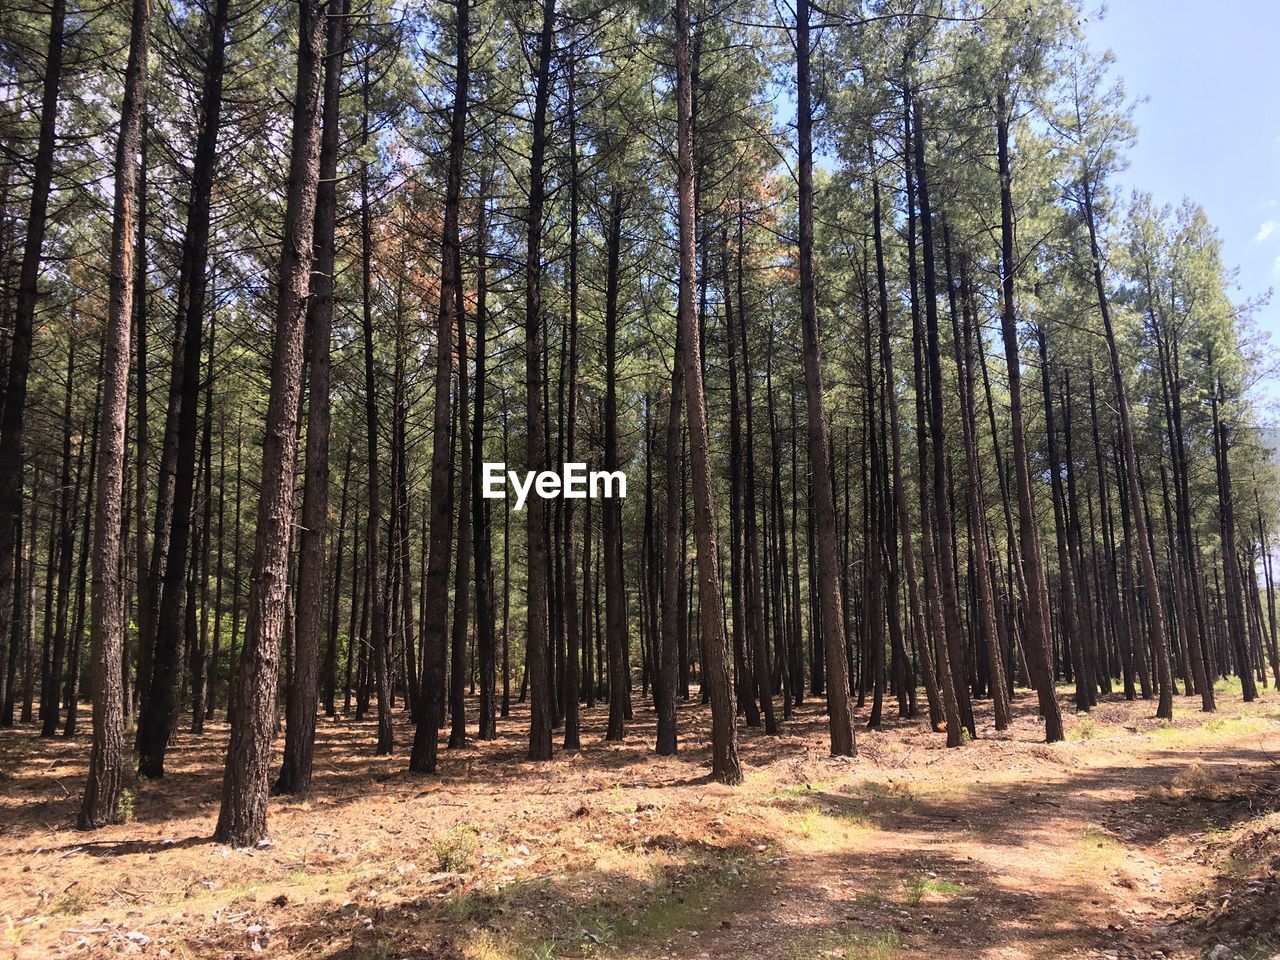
[873,150,940,732]
[411,0,469,770]
[676,0,740,782]
[324,448,351,718]
[656,293,683,754]
[522,0,556,761]
[356,61,393,757]
[213,0,328,846]
[913,103,974,741]
[797,0,854,756]
[275,0,348,794]
[1079,170,1174,718]
[604,193,628,742]
[473,182,498,741]
[63,380,99,738]
[995,94,1063,742]
[449,251,472,748]
[904,85,962,747]
[136,0,232,776]
[79,0,151,830]
[561,53,582,750]
[730,234,776,733]
[191,315,215,733]
[1209,370,1258,702]
[41,340,76,737]
[0,0,67,667]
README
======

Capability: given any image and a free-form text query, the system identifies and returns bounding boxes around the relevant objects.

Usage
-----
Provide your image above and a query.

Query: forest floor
[1,683,1279,960]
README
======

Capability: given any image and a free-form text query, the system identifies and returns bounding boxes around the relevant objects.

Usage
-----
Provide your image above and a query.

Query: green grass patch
[458,847,769,960]
[903,873,963,906]
[784,925,902,960]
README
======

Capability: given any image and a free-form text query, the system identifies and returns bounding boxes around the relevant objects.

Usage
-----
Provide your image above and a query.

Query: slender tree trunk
[1079,171,1174,718]
[449,250,472,748]
[604,193,628,742]
[354,62,393,756]
[913,104,973,741]
[137,0,231,776]
[0,0,67,663]
[41,340,76,737]
[1209,371,1258,701]
[561,55,582,749]
[207,411,226,721]
[522,0,556,761]
[275,0,348,793]
[872,154,939,731]
[191,315,215,734]
[324,448,351,718]
[473,184,498,740]
[730,234,776,733]
[676,0,740,782]
[797,0,854,756]
[411,0,469,770]
[995,94,1063,741]
[657,306,684,756]
[63,381,99,738]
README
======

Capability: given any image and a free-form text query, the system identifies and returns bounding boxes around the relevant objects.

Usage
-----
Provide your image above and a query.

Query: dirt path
[1,691,1277,960]
[624,746,1274,960]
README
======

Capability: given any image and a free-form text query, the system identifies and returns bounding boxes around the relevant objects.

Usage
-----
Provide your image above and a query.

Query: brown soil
[1,686,1277,960]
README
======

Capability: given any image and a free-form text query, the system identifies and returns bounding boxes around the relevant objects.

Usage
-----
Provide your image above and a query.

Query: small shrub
[117,788,135,823]
[1072,717,1099,741]
[434,823,479,873]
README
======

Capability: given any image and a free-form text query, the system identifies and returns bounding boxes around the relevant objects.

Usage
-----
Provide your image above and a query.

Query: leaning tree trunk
[213,0,327,847]
[995,94,1063,742]
[675,0,740,783]
[1079,170,1174,719]
[79,0,151,830]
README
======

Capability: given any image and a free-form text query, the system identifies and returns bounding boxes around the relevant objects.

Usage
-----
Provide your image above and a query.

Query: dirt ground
[1,684,1278,960]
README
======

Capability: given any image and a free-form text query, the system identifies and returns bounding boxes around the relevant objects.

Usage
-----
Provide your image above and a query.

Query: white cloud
[1257,220,1279,243]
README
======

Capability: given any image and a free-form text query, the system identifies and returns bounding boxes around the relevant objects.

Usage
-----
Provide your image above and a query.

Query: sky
[1082,1,1280,409]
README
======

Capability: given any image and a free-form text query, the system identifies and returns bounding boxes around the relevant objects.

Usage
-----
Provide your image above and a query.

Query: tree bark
[213,0,328,846]
[995,94,1063,741]
[80,0,151,830]
[275,0,349,794]
[676,0,740,782]
[797,0,854,755]
[522,0,555,761]
[136,0,232,776]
